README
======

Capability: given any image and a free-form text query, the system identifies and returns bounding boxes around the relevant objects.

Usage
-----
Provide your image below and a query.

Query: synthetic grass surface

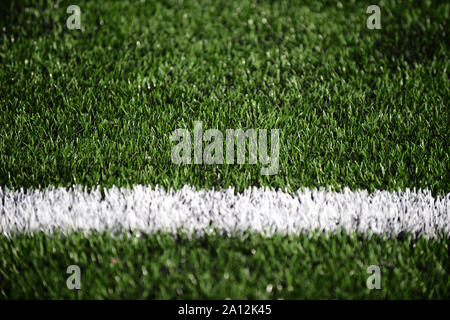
[0,0,448,194]
[0,0,448,300]
[1,232,448,299]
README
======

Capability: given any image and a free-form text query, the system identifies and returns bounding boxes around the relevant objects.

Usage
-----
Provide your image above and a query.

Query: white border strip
[1,186,448,237]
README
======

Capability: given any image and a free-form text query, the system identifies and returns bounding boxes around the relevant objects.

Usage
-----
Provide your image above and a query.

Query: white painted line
[0,186,448,237]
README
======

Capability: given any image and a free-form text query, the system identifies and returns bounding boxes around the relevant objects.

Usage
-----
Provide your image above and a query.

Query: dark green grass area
[0,232,448,299]
[1,1,448,301]
[0,0,448,194]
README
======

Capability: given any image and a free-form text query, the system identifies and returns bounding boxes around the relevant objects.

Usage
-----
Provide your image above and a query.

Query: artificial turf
[1,232,448,299]
[0,0,448,300]
[0,0,448,194]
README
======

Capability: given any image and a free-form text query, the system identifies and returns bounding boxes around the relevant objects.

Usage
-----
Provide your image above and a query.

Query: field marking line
[1,186,448,237]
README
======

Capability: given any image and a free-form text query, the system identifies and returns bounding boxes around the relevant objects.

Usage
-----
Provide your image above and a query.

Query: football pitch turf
[0,0,449,299]
[1,232,448,299]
